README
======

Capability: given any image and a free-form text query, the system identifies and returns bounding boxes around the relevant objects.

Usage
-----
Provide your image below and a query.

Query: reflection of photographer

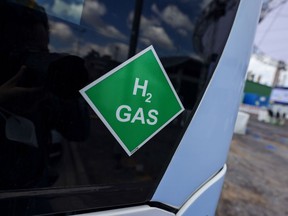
[0,1,89,189]
[45,55,90,141]
[0,65,44,113]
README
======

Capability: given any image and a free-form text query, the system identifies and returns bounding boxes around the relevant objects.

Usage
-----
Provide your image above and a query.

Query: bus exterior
[0,0,262,215]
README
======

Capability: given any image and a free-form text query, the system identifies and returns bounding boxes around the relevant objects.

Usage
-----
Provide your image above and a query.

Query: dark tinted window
[0,0,239,215]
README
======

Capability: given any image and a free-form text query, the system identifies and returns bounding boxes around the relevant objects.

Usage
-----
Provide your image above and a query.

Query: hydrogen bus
[0,0,262,215]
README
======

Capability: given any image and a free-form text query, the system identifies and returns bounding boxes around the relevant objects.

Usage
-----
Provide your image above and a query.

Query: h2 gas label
[80,46,184,156]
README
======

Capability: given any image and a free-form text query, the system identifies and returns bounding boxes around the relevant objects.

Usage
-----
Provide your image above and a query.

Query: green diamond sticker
[80,46,184,156]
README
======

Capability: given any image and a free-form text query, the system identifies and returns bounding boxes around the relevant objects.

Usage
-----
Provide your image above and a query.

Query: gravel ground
[216,115,288,216]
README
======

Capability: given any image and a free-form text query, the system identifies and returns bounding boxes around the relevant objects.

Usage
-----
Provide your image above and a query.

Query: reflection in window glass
[0,0,240,215]
[39,0,85,24]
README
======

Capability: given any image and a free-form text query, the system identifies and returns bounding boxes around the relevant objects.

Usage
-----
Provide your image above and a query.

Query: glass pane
[0,0,239,214]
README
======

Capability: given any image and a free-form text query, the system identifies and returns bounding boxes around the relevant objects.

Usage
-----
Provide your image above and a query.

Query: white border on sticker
[80,45,184,156]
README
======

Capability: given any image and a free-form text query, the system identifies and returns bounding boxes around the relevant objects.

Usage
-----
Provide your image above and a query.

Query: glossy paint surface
[152,0,263,208]
[78,205,174,216]
[176,165,227,216]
